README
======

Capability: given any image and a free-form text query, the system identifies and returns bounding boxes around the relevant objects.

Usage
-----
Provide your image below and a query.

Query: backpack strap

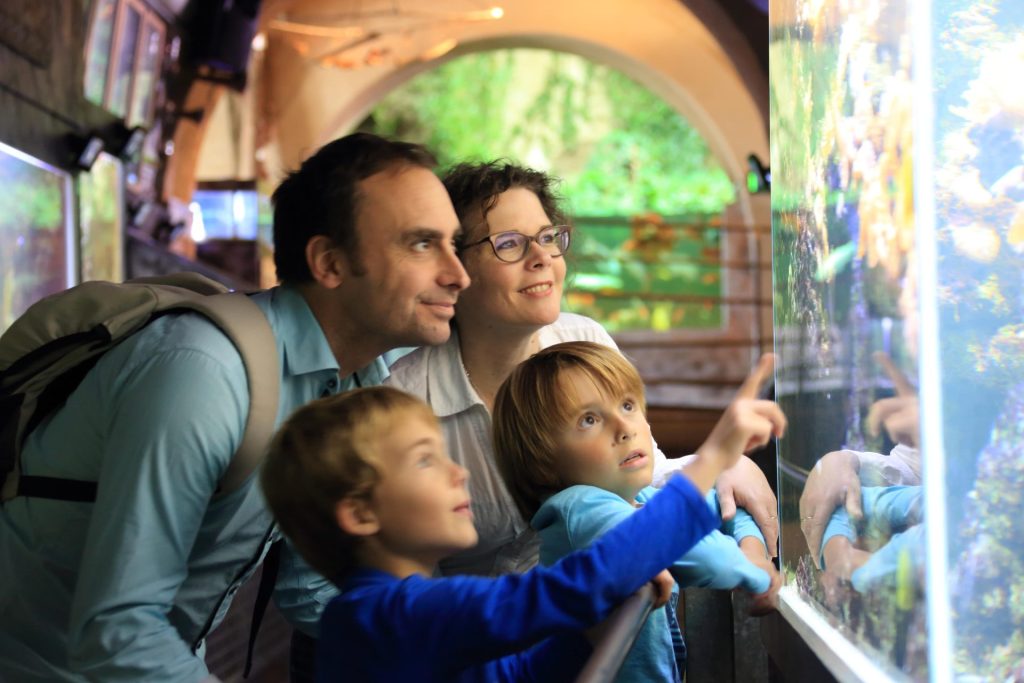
[157,292,280,497]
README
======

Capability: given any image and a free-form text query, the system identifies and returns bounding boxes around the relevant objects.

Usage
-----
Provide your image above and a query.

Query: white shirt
[385,312,685,576]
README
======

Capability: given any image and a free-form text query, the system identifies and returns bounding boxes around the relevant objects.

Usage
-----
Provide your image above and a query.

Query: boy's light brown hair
[493,341,646,521]
[261,386,438,581]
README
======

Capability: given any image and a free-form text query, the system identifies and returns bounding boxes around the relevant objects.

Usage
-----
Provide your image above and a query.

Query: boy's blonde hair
[261,386,437,580]
[493,341,646,521]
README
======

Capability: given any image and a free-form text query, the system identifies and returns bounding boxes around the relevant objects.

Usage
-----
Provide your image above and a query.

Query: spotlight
[747,154,771,194]
[68,133,106,171]
[117,126,147,161]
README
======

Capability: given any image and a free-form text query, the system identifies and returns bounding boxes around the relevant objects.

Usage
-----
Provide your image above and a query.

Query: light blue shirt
[0,286,377,682]
[534,484,770,683]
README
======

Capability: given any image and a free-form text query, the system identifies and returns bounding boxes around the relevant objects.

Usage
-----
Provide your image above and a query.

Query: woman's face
[456,187,567,332]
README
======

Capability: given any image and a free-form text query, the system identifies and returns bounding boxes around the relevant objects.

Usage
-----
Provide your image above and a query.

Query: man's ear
[335,497,380,537]
[306,235,346,289]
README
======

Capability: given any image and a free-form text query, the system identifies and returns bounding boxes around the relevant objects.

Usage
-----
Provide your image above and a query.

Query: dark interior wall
[0,0,115,170]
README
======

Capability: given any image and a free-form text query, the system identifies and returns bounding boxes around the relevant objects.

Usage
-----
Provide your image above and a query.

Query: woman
[385,161,779,576]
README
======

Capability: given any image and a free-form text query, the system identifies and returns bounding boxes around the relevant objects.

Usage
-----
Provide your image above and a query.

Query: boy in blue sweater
[493,342,784,682]
[261,377,784,682]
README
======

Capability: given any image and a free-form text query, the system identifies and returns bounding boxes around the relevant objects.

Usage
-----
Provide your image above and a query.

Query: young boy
[261,379,784,682]
[493,341,784,682]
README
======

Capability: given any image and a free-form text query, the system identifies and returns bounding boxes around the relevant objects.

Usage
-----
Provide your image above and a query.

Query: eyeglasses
[459,225,572,263]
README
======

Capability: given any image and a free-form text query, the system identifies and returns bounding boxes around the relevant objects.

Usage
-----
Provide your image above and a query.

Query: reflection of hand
[716,456,780,558]
[799,450,863,567]
[650,569,675,609]
[868,352,919,448]
[867,396,919,448]
[850,524,925,593]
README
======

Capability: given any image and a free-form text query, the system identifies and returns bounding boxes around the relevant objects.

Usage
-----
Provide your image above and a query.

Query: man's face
[341,165,469,349]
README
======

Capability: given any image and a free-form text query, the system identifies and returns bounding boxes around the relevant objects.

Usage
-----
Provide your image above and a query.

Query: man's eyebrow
[402,227,460,241]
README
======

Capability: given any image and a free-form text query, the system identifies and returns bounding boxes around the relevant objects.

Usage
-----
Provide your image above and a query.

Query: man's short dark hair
[441,161,568,243]
[272,133,438,283]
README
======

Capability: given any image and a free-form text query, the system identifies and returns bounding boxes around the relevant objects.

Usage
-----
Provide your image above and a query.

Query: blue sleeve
[851,524,926,593]
[660,489,769,593]
[671,531,770,593]
[708,490,765,544]
[819,486,924,570]
[553,486,768,594]
[486,634,592,683]
[341,475,718,670]
[68,347,247,681]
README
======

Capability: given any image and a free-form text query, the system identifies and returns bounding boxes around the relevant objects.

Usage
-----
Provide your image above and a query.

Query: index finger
[736,353,776,400]
[873,351,914,397]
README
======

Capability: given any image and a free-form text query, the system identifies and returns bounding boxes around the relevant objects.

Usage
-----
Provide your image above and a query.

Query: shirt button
[327,378,338,390]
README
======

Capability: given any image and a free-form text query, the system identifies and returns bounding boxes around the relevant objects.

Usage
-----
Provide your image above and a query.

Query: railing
[575,584,655,683]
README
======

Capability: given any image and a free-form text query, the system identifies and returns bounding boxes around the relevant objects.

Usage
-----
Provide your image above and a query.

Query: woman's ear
[335,497,380,536]
[306,235,345,289]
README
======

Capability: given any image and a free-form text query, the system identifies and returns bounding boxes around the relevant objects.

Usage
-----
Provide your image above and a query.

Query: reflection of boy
[819,485,924,592]
[262,386,760,682]
[494,342,785,682]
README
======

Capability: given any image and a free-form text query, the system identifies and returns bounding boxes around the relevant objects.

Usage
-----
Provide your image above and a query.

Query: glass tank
[769,0,1024,680]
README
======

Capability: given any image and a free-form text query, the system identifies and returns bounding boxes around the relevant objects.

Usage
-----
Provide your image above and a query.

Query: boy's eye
[577,414,599,429]
[622,400,636,413]
[417,453,435,467]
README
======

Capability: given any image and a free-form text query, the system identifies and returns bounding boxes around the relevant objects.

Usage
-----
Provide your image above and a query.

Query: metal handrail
[575,583,655,683]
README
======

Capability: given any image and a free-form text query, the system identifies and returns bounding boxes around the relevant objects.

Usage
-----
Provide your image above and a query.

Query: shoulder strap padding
[0,272,279,498]
[178,293,280,496]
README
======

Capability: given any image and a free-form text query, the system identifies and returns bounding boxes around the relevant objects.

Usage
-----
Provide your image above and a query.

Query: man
[0,133,469,682]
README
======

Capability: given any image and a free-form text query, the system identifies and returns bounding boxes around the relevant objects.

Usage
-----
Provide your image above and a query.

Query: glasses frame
[459,224,573,263]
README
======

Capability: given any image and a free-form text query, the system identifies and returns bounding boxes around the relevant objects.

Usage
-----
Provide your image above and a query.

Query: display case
[769,0,1024,680]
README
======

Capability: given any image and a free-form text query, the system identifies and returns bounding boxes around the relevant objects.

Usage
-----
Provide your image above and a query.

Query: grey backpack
[0,272,279,502]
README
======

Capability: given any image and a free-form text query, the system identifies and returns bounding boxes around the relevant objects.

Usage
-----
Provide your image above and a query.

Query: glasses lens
[492,232,528,262]
[555,226,571,254]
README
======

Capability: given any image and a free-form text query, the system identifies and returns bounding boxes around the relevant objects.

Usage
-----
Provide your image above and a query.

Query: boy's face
[368,415,478,569]
[552,368,655,504]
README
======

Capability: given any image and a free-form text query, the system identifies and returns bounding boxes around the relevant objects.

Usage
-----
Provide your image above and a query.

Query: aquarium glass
[83,0,117,106]
[79,152,123,282]
[0,142,74,334]
[109,1,142,118]
[771,0,1024,679]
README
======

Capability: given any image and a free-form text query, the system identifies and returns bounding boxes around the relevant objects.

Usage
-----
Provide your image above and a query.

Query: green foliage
[361,49,735,217]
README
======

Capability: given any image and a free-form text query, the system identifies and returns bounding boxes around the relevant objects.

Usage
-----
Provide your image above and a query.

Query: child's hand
[739,538,781,615]
[690,355,786,492]
[649,569,675,609]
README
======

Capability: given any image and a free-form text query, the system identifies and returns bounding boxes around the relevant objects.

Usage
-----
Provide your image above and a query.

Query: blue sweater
[534,485,770,682]
[317,475,717,682]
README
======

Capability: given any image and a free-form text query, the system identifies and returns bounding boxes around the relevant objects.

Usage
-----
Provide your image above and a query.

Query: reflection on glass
[109,3,142,118]
[79,153,123,282]
[0,142,72,334]
[128,18,163,127]
[770,0,925,677]
[83,0,117,106]
[771,0,1024,679]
